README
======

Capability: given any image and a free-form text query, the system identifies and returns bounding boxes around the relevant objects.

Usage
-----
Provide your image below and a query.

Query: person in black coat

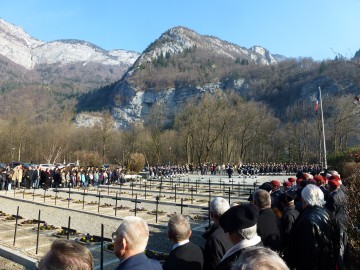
[202,197,233,270]
[286,184,340,270]
[252,189,281,252]
[215,204,263,270]
[278,193,299,254]
[163,214,204,270]
[325,179,347,269]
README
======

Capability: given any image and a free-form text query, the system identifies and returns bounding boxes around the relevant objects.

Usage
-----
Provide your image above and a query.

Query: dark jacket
[115,253,162,270]
[214,241,263,270]
[319,185,330,201]
[286,205,340,270]
[257,208,281,251]
[280,205,299,252]
[163,241,204,270]
[270,189,282,209]
[202,224,233,270]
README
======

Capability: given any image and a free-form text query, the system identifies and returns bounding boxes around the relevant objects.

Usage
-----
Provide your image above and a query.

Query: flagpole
[319,86,327,169]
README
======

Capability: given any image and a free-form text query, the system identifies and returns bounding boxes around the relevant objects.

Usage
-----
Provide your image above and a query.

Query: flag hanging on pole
[314,91,320,112]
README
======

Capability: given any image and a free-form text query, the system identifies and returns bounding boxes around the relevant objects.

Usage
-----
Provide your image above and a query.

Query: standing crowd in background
[0,164,126,191]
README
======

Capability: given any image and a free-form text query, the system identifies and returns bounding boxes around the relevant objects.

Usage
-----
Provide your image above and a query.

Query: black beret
[259,182,272,192]
[278,193,294,204]
[219,204,259,233]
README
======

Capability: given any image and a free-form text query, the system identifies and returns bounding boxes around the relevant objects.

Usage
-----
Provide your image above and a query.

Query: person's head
[270,180,280,191]
[113,216,149,260]
[210,197,230,223]
[314,175,325,187]
[252,189,271,209]
[38,239,93,270]
[278,193,295,210]
[328,180,340,192]
[232,247,289,270]
[283,181,291,191]
[167,214,191,243]
[219,204,259,244]
[301,184,325,208]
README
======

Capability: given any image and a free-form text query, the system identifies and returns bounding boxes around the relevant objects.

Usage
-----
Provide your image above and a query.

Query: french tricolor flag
[314,92,320,112]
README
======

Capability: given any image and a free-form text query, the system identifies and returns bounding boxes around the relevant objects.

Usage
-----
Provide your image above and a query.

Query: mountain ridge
[0,18,139,69]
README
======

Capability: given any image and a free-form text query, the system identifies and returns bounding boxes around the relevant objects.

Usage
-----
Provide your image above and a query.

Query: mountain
[0,18,139,121]
[2,19,359,129]
[89,27,286,128]
[76,26,360,129]
[0,19,138,69]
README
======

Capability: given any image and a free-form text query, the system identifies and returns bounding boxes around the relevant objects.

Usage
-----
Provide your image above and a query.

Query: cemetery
[0,173,287,269]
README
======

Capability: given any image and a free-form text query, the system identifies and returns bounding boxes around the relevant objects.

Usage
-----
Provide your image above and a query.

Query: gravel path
[0,256,25,270]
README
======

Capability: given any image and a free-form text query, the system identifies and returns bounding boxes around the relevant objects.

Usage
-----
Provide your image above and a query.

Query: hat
[296,178,303,184]
[314,175,325,183]
[270,180,280,187]
[288,177,296,183]
[278,193,294,204]
[328,175,341,181]
[283,181,291,187]
[328,180,340,187]
[219,204,259,233]
[259,182,272,192]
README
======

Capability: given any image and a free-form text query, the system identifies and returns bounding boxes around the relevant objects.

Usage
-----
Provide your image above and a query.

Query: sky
[1,0,360,61]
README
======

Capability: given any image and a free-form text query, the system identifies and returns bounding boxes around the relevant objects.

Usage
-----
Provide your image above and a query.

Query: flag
[314,91,320,112]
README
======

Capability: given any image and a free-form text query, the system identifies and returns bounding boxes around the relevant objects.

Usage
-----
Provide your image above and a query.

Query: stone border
[0,244,37,269]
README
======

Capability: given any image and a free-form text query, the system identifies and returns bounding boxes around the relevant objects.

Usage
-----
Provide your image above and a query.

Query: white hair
[237,224,258,240]
[232,247,289,270]
[301,184,325,207]
[210,197,230,217]
[117,216,149,251]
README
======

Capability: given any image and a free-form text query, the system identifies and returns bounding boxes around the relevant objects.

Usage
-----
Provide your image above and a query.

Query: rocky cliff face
[109,27,276,129]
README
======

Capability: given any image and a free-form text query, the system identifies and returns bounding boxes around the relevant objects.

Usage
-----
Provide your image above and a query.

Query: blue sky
[1,0,359,60]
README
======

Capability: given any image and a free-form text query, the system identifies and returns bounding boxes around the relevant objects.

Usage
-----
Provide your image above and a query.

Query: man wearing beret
[278,193,299,254]
[315,175,329,201]
[215,204,262,270]
[270,180,282,208]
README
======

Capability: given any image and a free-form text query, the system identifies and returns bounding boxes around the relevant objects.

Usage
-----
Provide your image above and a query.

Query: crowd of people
[0,164,127,190]
[35,168,347,270]
[0,161,324,191]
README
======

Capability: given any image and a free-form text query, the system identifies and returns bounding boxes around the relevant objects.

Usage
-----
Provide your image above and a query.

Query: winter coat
[286,205,340,270]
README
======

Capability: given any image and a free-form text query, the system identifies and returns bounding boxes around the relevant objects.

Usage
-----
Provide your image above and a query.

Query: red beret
[288,177,296,183]
[283,181,291,187]
[271,180,280,186]
[328,175,341,181]
[314,176,325,183]
[328,180,340,187]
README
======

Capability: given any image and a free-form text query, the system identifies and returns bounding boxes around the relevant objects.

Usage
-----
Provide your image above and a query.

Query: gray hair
[168,214,191,242]
[116,216,149,251]
[301,184,325,207]
[210,197,230,217]
[236,224,258,240]
[252,189,271,209]
[232,247,289,270]
[38,239,94,270]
